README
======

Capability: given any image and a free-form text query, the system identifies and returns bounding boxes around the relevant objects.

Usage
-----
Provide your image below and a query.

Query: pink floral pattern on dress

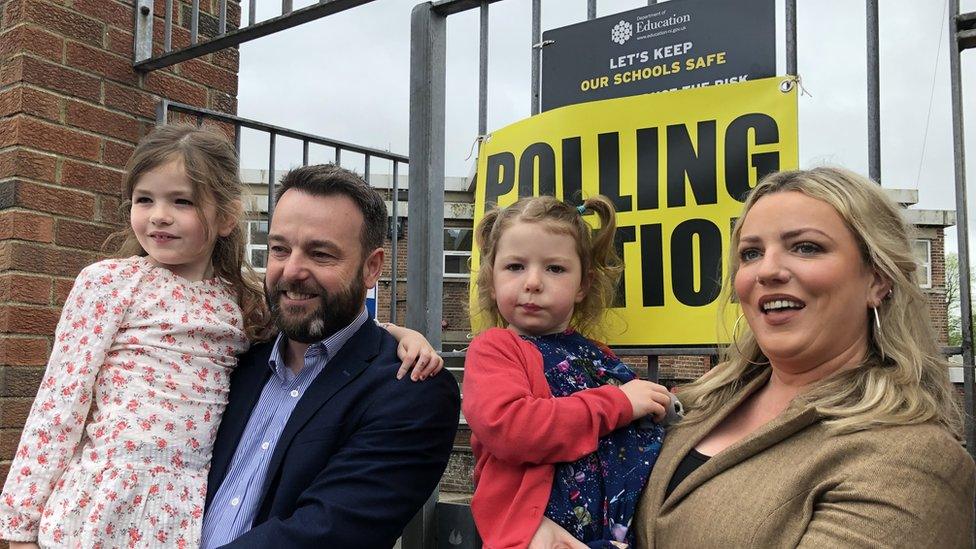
[0,257,249,548]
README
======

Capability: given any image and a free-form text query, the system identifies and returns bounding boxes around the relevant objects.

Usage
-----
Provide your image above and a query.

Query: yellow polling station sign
[472,76,798,347]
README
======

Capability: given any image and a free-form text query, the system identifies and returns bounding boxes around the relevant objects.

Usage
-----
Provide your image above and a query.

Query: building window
[913,239,931,288]
[247,220,269,271]
[444,228,472,278]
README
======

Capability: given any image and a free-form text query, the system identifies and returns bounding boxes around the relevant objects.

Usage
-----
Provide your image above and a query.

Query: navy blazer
[206,321,461,548]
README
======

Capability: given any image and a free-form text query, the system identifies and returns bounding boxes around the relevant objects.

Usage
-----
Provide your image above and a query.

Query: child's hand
[388,325,444,381]
[528,517,588,549]
[9,542,40,549]
[619,379,672,422]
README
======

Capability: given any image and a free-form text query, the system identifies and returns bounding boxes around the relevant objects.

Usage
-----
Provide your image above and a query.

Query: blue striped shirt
[200,308,368,548]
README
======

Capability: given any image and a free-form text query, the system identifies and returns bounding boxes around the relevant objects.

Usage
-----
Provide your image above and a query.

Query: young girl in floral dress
[0,124,440,549]
[463,195,681,548]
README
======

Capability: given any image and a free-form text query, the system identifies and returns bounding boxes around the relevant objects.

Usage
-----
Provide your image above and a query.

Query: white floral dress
[0,257,249,548]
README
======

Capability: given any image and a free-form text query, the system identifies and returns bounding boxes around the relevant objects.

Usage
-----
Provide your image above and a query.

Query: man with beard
[200,164,461,548]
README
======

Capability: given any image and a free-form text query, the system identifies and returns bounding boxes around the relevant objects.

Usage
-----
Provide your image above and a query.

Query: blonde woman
[632,167,975,547]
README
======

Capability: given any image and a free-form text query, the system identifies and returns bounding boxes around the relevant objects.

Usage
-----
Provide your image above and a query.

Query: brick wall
[0,0,240,515]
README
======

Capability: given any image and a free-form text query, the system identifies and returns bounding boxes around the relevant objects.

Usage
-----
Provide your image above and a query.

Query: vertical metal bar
[196,114,204,127]
[249,0,256,26]
[282,0,293,15]
[948,0,975,462]
[647,355,659,383]
[190,0,200,45]
[335,148,342,166]
[648,0,656,4]
[155,99,169,127]
[302,141,309,166]
[478,0,489,135]
[219,0,227,34]
[403,5,446,543]
[134,0,154,63]
[234,124,241,155]
[785,0,797,75]
[364,155,371,184]
[390,161,399,325]
[866,0,881,183]
[268,132,277,217]
[164,0,173,52]
[587,0,596,20]
[530,0,541,115]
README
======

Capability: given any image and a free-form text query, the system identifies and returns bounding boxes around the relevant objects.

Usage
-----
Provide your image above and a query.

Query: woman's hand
[619,379,672,422]
[528,517,588,549]
[382,323,445,381]
[9,542,40,549]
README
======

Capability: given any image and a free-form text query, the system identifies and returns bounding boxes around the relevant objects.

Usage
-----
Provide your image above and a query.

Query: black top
[665,448,711,499]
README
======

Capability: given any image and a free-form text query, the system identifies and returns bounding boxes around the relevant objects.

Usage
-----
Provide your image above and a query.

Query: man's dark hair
[276,164,388,254]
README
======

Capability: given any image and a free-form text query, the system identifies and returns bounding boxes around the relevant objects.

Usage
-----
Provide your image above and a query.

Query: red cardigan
[462,328,634,549]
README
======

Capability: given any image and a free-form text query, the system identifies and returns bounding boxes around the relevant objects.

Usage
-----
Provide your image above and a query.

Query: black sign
[541,0,776,112]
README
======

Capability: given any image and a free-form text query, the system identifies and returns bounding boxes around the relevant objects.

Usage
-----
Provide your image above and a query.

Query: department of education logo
[611,20,633,45]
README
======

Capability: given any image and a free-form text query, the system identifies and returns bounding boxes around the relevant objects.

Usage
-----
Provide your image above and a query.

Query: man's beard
[267,271,367,344]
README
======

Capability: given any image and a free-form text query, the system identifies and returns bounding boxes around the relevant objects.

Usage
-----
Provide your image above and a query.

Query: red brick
[0,24,63,62]
[144,71,207,106]
[0,304,61,335]
[65,41,138,85]
[103,82,156,119]
[60,158,124,194]
[0,148,57,182]
[96,193,125,224]
[0,397,33,428]
[1,0,26,29]
[53,276,73,303]
[54,219,114,251]
[209,89,235,115]
[0,210,54,242]
[65,100,141,142]
[1,366,45,397]
[0,88,60,121]
[18,56,101,103]
[179,59,236,95]
[8,180,97,220]
[0,337,49,367]
[105,27,133,58]
[1,428,22,459]
[0,274,51,305]
[211,46,239,72]
[0,55,23,86]
[14,117,101,161]
[21,0,103,47]
[72,0,132,29]
[103,139,135,168]
[0,241,95,278]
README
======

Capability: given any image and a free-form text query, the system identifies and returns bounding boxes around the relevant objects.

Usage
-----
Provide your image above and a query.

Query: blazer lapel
[660,373,822,511]
[208,341,275,501]
[258,321,382,498]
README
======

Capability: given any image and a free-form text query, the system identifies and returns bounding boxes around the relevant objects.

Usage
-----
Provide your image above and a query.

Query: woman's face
[733,191,887,373]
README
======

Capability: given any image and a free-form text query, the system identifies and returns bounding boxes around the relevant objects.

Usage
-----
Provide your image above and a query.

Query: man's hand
[9,542,40,549]
[381,323,444,381]
[527,517,588,549]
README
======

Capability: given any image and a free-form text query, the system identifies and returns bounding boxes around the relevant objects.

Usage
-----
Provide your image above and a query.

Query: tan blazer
[635,374,975,548]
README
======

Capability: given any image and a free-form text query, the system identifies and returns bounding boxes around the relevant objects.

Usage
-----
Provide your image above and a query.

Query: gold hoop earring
[731,313,770,366]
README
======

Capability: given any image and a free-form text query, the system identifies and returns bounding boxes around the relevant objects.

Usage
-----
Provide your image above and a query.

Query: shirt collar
[268,308,370,378]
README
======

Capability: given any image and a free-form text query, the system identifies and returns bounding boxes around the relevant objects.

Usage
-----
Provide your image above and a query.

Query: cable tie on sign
[465,134,489,161]
[532,39,555,49]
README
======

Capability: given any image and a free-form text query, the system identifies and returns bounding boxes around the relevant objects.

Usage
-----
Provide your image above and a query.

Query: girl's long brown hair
[106,124,271,341]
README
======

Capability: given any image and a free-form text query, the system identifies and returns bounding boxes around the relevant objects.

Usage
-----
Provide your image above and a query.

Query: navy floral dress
[522,330,665,549]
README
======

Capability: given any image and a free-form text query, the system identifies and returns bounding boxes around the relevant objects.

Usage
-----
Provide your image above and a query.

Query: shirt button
[290,390,299,398]
[230,497,240,507]
[261,441,270,450]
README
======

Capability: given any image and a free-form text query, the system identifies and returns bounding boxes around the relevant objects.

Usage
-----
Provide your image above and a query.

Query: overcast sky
[234,0,976,254]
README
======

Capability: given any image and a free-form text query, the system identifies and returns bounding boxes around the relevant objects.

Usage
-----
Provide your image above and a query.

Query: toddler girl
[463,195,679,549]
[0,124,439,548]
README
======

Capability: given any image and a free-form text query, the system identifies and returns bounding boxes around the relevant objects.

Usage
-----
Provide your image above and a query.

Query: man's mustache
[270,280,325,296]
